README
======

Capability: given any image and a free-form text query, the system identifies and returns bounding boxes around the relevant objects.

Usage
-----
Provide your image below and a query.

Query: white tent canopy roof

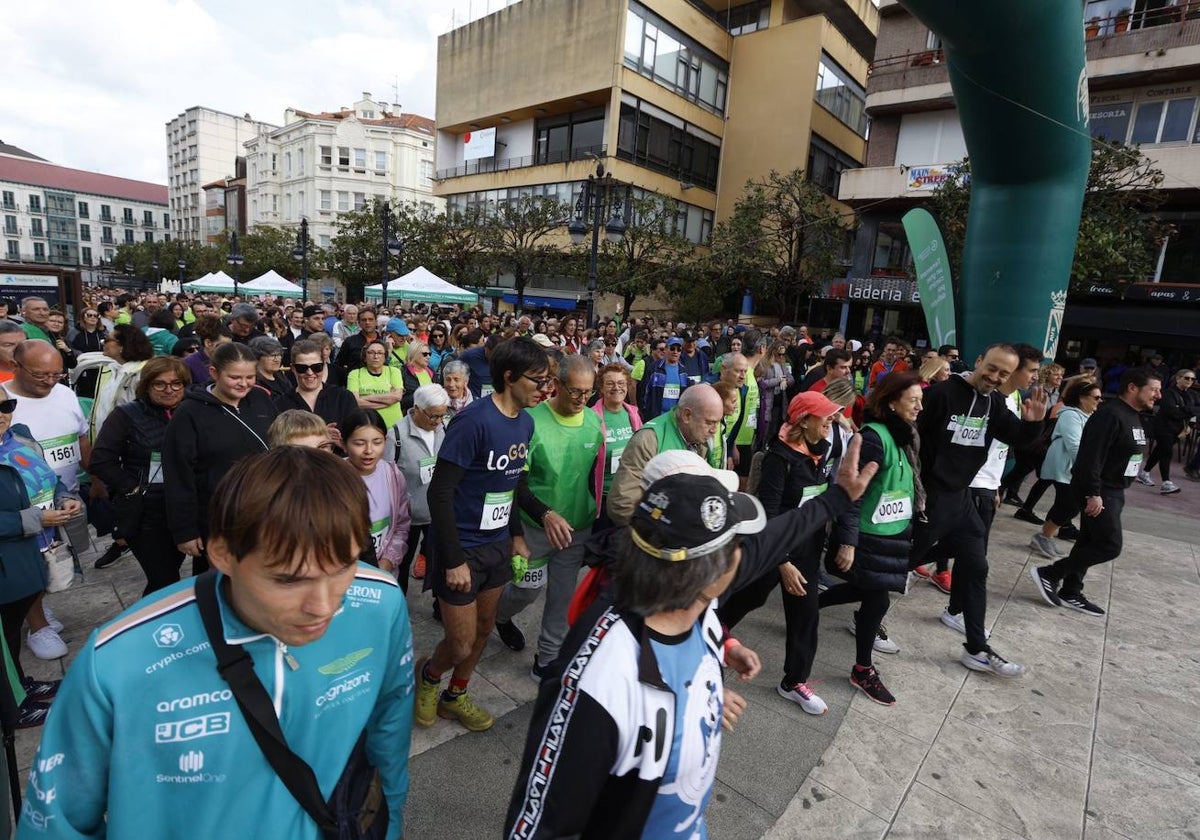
[241,270,304,295]
[364,266,478,304]
[182,271,237,293]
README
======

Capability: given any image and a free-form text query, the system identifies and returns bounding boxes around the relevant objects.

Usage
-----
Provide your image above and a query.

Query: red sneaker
[912,564,932,579]
[930,570,952,594]
[412,554,426,580]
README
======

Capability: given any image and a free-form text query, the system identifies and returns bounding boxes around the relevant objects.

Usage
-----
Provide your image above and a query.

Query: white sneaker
[777,681,828,715]
[1029,534,1067,560]
[1161,480,1180,495]
[1135,471,1156,486]
[27,626,68,660]
[42,604,64,634]
[940,608,990,639]
[848,613,900,654]
[960,647,1026,677]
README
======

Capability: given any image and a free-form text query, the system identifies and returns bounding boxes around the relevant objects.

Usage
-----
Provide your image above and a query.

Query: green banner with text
[902,208,957,348]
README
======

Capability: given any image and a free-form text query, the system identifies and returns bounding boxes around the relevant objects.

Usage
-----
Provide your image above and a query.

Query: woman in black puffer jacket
[821,371,924,707]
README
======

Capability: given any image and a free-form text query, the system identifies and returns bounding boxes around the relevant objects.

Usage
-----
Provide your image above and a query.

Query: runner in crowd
[248,335,291,399]
[266,408,335,449]
[334,305,379,375]
[278,339,359,442]
[1140,367,1196,495]
[339,408,411,575]
[908,344,1046,677]
[641,335,690,420]
[184,314,232,387]
[21,447,415,838]
[163,341,277,576]
[415,337,548,733]
[492,353,604,674]
[1030,368,1161,615]
[400,340,435,412]
[391,384,448,591]
[592,362,642,530]
[89,356,192,595]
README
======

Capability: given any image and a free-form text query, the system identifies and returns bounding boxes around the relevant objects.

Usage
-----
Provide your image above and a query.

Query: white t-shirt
[11,383,90,492]
[970,391,1020,490]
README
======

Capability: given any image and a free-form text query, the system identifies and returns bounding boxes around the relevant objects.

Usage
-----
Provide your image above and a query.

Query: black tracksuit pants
[1045,488,1124,598]
[909,489,990,652]
[925,487,997,575]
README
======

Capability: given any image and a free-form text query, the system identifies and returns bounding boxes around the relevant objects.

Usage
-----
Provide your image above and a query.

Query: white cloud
[0,0,454,185]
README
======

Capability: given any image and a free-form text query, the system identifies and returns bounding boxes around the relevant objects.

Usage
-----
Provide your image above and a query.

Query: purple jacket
[184,350,212,386]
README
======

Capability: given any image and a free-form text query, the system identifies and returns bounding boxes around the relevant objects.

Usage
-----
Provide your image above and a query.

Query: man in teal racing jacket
[19,447,414,839]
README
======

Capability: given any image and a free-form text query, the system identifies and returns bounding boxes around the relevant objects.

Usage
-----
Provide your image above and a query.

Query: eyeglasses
[364,350,387,357]
[522,373,555,390]
[16,363,64,382]
[419,351,431,357]
[1181,376,1196,381]
[604,380,627,390]
[150,380,186,392]
[293,362,325,375]
[83,312,98,318]
[419,406,448,422]
[562,385,595,401]
[0,398,17,413]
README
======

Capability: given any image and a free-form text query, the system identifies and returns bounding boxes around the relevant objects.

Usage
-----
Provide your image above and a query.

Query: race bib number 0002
[871,490,911,525]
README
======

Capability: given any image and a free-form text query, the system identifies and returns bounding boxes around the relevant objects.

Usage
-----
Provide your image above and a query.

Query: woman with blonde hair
[401,340,434,412]
[918,355,950,387]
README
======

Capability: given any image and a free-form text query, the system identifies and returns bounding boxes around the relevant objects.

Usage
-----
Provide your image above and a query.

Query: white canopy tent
[364,266,478,305]
[182,271,238,294]
[241,270,304,297]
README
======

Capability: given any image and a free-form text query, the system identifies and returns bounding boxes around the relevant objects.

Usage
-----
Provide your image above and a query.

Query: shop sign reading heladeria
[906,164,954,191]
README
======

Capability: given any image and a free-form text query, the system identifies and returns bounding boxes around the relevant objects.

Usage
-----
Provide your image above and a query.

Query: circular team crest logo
[700,497,727,532]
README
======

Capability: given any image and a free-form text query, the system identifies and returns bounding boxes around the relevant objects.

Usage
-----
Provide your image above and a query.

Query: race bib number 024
[480,490,514,530]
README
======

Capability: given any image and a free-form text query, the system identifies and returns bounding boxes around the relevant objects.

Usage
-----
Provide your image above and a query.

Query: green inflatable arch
[902,0,1092,358]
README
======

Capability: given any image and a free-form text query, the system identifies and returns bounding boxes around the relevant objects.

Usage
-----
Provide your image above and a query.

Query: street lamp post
[380,202,403,310]
[293,218,310,302]
[568,161,627,329]
[124,260,134,290]
[152,243,161,291]
[176,241,186,286]
[227,232,244,298]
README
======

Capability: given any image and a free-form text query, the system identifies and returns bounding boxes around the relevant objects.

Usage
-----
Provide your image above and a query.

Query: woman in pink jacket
[339,408,411,574]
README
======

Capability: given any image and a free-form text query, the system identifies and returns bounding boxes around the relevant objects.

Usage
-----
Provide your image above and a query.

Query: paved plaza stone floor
[15,477,1200,839]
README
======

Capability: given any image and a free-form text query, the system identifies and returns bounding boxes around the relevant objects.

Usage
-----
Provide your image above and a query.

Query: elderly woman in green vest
[820,370,924,708]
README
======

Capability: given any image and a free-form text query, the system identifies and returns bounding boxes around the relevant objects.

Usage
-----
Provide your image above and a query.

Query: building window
[33,242,45,261]
[338,147,351,167]
[28,195,41,213]
[144,231,154,243]
[124,229,134,244]
[353,192,366,211]
[122,208,134,224]
[78,201,89,218]
[1,191,14,210]
[285,152,292,176]
[271,153,278,172]
[872,222,913,277]
[337,191,350,211]
[81,246,92,264]
[30,219,43,238]
[1131,97,1196,144]
[5,241,17,259]
[726,0,770,35]
[535,108,607,165]
[284,193,292,219]
[321,146,333,166]
[103,248,113,260]
[320,190,332,210]
[807,134,860,197]
[80,223,91,241]
[319,234,331,248]
[102,226,113,244]
[616,98,721,191]
[624,2,729,116]
[420,160,434,187]
[143,210,154,226]
[354,148,367,169]
[164,213,170,227]
[375,150,388,171]
[297,191,305,216]
[815,55,869,138]
[297,147,305,175]
[271,195,278,213]
[100,204,112,222]
[2,216,15,235]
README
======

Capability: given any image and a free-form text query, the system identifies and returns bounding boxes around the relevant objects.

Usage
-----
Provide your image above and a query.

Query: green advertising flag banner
[902,208,957,347]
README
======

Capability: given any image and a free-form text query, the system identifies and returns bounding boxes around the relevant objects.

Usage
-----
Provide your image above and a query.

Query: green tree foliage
[479,195,568,311]
[929,140,1168,290]
[236,225,301,282]
[589,194,696,315]
[706,168,848,318]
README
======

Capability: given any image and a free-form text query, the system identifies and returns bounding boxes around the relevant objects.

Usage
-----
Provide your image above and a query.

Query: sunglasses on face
[293,362,325,375]
[0,398,17,413]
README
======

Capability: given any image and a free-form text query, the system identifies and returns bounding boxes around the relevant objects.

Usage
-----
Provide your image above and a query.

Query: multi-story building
[434,0,877,313]
[1,145,168,268]
[242,93,439,251]
[838,0,1200,358]
[165,107,278,243]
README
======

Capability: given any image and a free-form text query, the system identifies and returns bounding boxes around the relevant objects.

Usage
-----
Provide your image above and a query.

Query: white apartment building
[165,107,278,243]
[1,146,168,267]
[243,93,440,249]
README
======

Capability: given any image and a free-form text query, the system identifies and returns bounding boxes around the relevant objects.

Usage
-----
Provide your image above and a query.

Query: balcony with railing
[436,144,607,181]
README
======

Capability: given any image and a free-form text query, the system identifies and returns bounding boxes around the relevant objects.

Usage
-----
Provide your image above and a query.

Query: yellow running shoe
[437,691,494,732]
[413,656,440,728]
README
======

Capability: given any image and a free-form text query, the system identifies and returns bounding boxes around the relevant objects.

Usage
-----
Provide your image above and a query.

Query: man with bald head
[608,383,726,525]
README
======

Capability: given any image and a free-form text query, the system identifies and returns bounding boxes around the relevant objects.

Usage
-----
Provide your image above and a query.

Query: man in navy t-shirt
[415,337,551,732]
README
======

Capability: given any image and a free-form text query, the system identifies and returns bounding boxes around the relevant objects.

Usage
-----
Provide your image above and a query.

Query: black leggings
[1044,482,1081,528]
[819,583,890,668]
[1,592,39,683]
[1023,478,1054,510]
[1144,431,1178,481]
[398,524,429,595]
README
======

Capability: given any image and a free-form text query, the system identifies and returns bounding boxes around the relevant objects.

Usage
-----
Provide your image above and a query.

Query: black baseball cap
[631,474,766,562]
[302,305,322,318]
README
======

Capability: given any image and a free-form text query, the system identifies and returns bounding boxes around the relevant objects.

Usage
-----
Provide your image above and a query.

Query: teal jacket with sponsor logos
[18,564,413,839]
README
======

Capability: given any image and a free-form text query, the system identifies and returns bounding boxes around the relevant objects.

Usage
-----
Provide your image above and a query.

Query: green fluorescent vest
[858,422,915,537]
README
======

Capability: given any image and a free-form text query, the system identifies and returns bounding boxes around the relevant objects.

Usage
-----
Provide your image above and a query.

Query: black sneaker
[1057,524,1080,541]
[1013,508,1044,525]
[15,699,51,729]
[1028,566,1063,607]
[495,619,526,652]
[1002,492,1024,507]
[94,541,130,569]
[20,676,61,700]
[530,658,554,682]
[1060,593,1105,616]
[850,665,896,705]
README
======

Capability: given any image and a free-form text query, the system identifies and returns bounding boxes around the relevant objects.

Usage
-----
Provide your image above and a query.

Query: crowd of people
[0,286,1181,838]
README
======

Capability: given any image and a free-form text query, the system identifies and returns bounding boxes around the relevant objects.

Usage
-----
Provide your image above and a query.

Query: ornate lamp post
[568,161,627,328]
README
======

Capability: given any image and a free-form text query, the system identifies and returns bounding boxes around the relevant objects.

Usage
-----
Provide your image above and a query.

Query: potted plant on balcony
[1114,8,1132,32]
[1086,16,1102,38]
